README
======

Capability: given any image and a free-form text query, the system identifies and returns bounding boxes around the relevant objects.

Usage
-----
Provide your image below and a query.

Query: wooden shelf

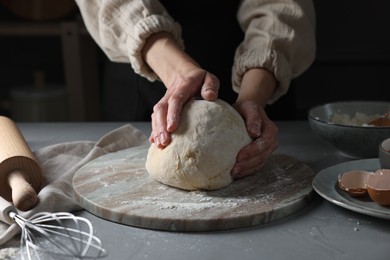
[0,20,100,121]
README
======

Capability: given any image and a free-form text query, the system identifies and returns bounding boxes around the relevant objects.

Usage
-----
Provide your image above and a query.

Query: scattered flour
[116,164,301,216]
[0,247,19,260]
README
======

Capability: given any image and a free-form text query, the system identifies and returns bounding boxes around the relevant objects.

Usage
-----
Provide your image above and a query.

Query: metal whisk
[0,197,106,259]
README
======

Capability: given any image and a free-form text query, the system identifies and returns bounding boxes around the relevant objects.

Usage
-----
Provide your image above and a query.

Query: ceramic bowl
[308,101,390,159]
[379,138,390,169]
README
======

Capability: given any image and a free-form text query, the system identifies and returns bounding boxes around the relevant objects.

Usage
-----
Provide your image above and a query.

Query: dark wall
[0,5,70,118]
[293,0,390,118]
[0,1,389,121]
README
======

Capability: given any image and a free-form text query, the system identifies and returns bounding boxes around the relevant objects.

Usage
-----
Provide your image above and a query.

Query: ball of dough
[145,99,251,191]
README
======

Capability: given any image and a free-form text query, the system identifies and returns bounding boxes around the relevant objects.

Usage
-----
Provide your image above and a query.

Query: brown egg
[338,170,371,197]
[366,169,390,206]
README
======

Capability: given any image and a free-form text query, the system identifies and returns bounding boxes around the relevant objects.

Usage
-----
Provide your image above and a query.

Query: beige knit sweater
[75,0,316,103]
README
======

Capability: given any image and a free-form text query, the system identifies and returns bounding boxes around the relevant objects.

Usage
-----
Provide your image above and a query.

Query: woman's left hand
[231,101,278,179]
[230,68,279,179]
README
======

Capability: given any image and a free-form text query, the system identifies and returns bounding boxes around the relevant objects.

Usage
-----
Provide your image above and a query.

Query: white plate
[312,159,390,219]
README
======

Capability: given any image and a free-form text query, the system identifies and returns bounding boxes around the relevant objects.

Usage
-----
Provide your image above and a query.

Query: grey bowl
[379,138,390,169]
[308,101,390,159]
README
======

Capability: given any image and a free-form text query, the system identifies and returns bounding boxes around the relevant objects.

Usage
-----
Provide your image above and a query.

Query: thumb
[201,72,219,101]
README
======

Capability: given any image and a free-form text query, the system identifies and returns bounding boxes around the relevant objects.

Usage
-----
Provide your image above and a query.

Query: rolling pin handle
[8,170,39,211]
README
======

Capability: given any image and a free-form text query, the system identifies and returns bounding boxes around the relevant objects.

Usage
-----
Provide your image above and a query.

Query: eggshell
[338,170,371,197]
[368,117,390,126]
[366,169,390,206]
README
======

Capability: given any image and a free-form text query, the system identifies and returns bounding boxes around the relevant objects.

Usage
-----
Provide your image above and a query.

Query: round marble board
[73,145,314,232]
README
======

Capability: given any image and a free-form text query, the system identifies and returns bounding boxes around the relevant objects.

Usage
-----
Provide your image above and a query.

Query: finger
[201,72,219,101]
[231,148,264,179]
[166,92,189,132]
[152,101,170,147]
[231,139,272,179]
[149,112,157,143]
[236,138,268,163]
[231,159,265,179]
[232,137,278,178]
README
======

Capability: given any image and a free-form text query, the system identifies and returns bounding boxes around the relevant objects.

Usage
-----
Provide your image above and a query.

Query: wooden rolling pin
[0,116,42,211]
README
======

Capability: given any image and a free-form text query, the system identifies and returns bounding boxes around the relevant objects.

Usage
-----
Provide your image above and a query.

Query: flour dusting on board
[113,156,309,217]
[73,147,315,231]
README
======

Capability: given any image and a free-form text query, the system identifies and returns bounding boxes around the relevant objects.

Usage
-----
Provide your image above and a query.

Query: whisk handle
[0,196,17,225]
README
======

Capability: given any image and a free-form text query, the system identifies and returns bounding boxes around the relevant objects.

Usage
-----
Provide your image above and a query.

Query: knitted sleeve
[75,0,184,81]
[234,0,316,103]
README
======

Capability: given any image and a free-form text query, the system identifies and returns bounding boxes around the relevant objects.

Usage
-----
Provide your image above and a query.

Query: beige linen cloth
[0,124,148,250]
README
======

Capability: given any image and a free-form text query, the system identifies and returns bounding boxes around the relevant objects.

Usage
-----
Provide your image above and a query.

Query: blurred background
[0,0,389,122]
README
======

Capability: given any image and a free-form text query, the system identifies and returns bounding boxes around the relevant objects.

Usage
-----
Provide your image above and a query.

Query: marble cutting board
[73,145,314,232]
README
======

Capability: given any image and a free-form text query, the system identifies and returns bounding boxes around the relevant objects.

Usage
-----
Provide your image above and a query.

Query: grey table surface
[17,121,390,260]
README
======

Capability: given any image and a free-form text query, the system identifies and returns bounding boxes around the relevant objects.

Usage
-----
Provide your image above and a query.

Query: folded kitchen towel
[0,124,149,249]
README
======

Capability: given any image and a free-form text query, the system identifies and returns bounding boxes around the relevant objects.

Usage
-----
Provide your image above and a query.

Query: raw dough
[145,99,251,190]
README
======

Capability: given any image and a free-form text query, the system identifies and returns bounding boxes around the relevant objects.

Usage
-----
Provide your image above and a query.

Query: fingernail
[231,166,241,179]
[250,123,261,136]
[167,117,176,131]
[167,119,173,130]
[204,88,217,100]
[160,132,167,144]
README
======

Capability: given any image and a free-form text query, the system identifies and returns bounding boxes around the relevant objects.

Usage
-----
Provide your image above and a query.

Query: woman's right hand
[143,32,219,148]
[150,68,219,148]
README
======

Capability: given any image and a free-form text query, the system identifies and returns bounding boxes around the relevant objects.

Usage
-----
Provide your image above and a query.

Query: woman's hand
[231,68,279,179]
[232,101,278,178]
[143,32,219,148]
[150,68,219,148]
